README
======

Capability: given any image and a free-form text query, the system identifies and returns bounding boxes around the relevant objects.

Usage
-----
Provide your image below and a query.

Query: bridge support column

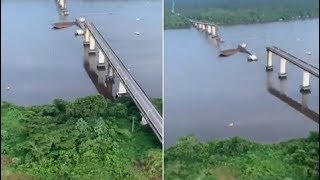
[89,34,96,54]
[84,28,90,45]
[211,26,216,37]
[266,51,273,71]
[202,24,206,31]
[97,49,106,69]
[278,58,287,79]
[207,25,211,34]
[105,64,114,84]
[116,81,128,98]
[61,0,65,9]
[141,115,148,125]
[300,71,311,93]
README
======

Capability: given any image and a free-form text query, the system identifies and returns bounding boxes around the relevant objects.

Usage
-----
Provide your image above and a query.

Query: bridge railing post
[266,51,273,71]
[278,58,287,79]
[300,71,311,93]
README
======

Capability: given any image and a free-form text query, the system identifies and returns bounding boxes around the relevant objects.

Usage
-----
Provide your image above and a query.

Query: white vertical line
[161,0,165,179]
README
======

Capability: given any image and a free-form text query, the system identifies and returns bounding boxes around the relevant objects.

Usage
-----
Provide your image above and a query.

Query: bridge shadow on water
[266,71,319,124]
[83,46,116,101]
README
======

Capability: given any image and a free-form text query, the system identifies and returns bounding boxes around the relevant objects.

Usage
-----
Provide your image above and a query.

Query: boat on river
[52,21,76,29]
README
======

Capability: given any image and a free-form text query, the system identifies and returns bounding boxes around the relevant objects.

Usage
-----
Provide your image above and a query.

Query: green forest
[1,95,162,179]
[165,133,319,179]
[164,0,319,29]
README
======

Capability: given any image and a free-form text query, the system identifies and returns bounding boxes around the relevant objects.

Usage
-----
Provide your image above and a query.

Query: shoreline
[164,17,319,30]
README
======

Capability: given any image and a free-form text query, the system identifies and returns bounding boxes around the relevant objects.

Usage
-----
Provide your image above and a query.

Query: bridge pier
[116,81,128,98]
[84,28,90,45]
[141,115,148,125]
[266,51,273,71]
[211,26,217,37]
[278,58,287,79]
[89,34,96,54]
[206,25,211,34]
[97,49,106,69]
[57,0,68,15]
[300,71,311,93]
[202,24,206,31]
[105,64,115,84]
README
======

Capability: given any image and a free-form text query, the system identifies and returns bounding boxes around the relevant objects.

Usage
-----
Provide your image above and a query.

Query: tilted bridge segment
[74,19,163,143]
[266,46,319,93]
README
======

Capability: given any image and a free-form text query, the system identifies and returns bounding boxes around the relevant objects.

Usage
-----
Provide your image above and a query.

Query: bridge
[189,19,219,38]
[55,0,68,15]
[266,46,319,93]
[74,19,163,143]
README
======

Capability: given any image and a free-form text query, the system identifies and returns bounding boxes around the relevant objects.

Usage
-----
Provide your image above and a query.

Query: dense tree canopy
[165,133,319,179]
[1,95,162,179]
[164,0,319,29]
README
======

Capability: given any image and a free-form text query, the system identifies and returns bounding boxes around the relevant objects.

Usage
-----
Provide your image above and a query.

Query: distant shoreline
[164,16,319,30]
[164,17,319,31]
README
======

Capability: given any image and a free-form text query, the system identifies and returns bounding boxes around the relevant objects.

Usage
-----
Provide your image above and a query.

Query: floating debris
[134,32,140,35]
[296,37,302,41]
[6,86,10,91]
[136,18,140,21]
[228,122,234,127]
[240,43,247,48]
[305,51,312,55]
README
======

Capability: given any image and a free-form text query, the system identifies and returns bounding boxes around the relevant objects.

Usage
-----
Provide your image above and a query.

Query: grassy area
[164,0,319,29]
[165,133,319,179]
[1,95,162,179]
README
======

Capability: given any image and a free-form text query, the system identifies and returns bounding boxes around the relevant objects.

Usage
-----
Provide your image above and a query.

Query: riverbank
[165,133,319,179]
[164,0,319,29]
[1,95,162,179]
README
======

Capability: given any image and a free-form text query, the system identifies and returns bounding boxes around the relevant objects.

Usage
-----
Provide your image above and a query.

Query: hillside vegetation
[165,133,319,179]
[164,0,319,29]
[1,95,162,179]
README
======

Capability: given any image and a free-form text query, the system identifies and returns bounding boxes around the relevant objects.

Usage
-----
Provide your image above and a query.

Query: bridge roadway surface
[84,21,163,143]
[267,46,319,78]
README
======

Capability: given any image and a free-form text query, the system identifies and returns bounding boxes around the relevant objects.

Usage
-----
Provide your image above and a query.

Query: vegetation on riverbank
[164,0,319,29]
[1,95,162,179]
[165,133,319,179]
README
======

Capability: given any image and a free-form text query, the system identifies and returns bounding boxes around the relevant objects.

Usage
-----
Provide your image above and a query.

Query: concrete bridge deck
[267,46,319,78]
[84,21,163,142]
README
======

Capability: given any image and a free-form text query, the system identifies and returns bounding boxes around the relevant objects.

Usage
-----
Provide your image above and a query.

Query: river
[1,0,162,106]
[164,19,319,148]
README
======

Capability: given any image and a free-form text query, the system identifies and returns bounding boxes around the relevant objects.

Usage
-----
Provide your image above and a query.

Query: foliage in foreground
[164,0,319,29]
[165,133,319,180]
[1,95,162,179]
